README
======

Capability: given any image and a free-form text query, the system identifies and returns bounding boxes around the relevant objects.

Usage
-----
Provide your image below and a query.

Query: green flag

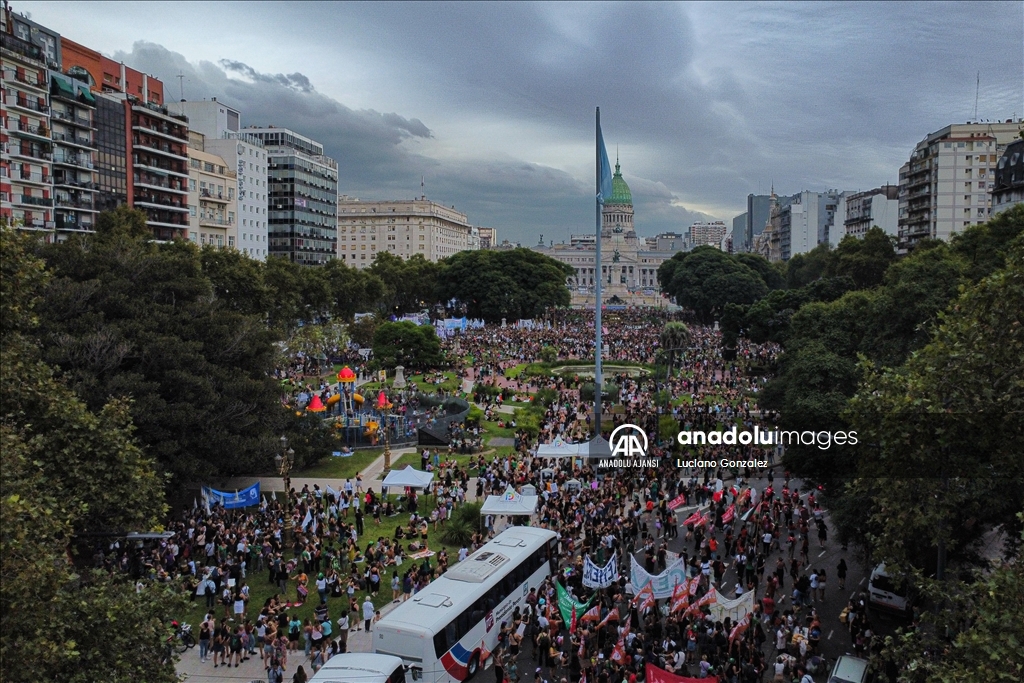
[555,580,594,626]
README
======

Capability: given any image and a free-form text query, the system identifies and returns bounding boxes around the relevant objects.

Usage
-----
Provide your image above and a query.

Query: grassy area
[300,448,384,480]
[180,493,473,636]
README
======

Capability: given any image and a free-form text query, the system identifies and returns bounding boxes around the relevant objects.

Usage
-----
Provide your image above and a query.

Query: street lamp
[274,435,296,549]
[377,391,392,474]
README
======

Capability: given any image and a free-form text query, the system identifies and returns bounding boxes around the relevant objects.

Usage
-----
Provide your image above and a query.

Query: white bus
[309,653,407,683]
[373,527,558,681]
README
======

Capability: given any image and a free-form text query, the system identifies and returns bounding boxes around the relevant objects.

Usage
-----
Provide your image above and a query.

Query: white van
[309,653,407,683]
[867,563,912,617]
[828,654,869,683]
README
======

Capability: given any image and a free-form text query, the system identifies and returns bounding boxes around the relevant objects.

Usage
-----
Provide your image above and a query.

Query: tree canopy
[435,248,573,323]
[1,224,187,683]
[657,247,774,322]
[372,321,443,370]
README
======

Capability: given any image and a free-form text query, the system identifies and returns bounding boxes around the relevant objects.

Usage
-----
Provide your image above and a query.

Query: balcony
[200,189,229,203]
[14,170,51,186]
[133,195,189,212]
[50,109,94,128]
[132,140,188,162]
[54,197,97,211]
[132,124,188,144]
[6,119,50,139]
[12,194,54,208]
[1,33,47,66]
[6,95,50,115]
[132,157,189,178]
[54,217,95,233]
[52,153,94,169]
[51,131,94,149]
[200,216,234,227]
[135,178,188,195]
[131,101,188,125]
[10,145,52,162]
[53,177,97,191]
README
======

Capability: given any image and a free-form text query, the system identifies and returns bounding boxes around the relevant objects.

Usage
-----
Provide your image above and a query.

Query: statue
[612,249,621,263]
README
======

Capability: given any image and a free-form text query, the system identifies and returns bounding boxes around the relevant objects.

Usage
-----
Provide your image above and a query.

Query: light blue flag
[597,116,613,204]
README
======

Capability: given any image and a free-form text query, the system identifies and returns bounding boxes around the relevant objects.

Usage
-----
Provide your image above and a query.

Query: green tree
[826,227,897,289]
[1,225,187,683]
[784,242,833,288]
[658,321,691,379]
[372,321,443,370]
[734,252,786,290]
[658,247,768,322]
[369,252,443,315]
[349,314,380,349]
[436,249,572,323]
[32,209,285,482]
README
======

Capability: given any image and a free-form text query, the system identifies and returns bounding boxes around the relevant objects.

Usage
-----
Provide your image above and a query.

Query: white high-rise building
[169,100,269,260]
[337,196,477,268]
[897,120,1022,252]
[777,190,841,260]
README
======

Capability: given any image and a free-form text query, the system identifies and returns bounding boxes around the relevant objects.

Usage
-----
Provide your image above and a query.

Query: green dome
[607,161,632,206]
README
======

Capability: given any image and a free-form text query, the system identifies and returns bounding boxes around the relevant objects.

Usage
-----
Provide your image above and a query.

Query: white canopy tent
[481,486,538,517]
[381,466,435,490]
[535,439,586,458]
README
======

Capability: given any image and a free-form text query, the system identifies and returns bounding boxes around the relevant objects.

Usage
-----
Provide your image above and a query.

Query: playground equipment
[336,366,358,414]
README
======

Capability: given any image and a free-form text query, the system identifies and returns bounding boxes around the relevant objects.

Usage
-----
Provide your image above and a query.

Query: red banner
[721,504,736,524]
[667,493,688,511]
[645,662,706,683]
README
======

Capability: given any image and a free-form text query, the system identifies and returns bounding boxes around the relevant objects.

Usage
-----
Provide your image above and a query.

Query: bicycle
[171,621,196,653]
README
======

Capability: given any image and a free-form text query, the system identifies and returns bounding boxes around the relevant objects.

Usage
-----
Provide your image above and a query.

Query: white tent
[481,486,538,517]
[583,436,612,458]
[381,466,435,490]
[536,440,586,458]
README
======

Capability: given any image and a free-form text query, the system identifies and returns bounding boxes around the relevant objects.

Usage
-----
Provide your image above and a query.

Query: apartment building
[337,196,477,268]
[185,132,237,249]
[475,226,497,249]
[991,139,1024,215]
[49,71,97,236]
[245,127,337,266]
[1,29,54,236]
[129,99,190,239]
[765,190,839,261]
[843,185,899,239]
[688,220,728,249]
[897,120,1022,251]
[169,100,268,260]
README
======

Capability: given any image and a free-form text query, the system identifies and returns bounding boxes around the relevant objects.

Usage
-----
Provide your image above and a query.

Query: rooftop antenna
[973,72,979,122]
[176,72,185,101]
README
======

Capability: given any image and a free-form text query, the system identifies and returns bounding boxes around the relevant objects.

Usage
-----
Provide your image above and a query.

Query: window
[189,179,196,191]
[189,205,196,217]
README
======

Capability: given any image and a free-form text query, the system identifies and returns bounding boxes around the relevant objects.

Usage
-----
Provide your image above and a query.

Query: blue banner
[203,482,260,509]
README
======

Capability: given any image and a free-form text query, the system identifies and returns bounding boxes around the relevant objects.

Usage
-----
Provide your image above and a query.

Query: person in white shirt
[362,596,375,632]
[458,546,468,562]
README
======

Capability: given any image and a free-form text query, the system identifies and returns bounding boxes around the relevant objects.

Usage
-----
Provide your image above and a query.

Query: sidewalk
[175,598,407,683]
[206,446,419,495]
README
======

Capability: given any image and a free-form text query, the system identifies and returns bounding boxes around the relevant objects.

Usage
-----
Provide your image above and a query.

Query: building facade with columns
[531,159,677,307]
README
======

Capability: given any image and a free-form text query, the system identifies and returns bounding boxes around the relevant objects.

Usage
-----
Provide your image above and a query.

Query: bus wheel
[465,652,480,680]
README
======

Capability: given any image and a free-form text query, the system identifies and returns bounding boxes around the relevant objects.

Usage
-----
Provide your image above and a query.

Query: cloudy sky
[17,1,1024,244]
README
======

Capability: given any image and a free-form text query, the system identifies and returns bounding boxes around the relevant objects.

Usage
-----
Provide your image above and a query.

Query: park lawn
[408,372,461,394]
[300,448,385,480]
[503,363,529,379]
[503,399,533,408]
[481,420,516,440]
[180,496,471,640]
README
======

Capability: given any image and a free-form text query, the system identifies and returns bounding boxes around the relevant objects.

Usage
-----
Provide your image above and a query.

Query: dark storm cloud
[69,1,1020,242]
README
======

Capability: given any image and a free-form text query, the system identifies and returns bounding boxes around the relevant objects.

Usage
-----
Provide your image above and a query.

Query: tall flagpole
[594,107,603,440]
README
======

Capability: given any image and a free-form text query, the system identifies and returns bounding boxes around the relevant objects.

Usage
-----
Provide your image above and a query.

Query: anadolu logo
[609,423,648,458]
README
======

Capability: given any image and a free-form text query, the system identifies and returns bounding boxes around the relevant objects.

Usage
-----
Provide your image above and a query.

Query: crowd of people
[106,308,870,682]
